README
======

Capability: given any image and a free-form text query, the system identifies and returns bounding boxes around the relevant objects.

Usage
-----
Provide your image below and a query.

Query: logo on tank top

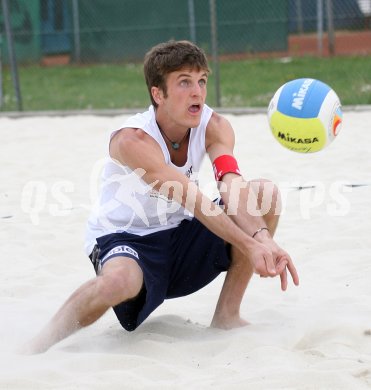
[185,165,199,186]
[185,165,193,178]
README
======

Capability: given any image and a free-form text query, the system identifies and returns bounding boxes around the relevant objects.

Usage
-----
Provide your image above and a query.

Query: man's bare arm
[110,127,277,277]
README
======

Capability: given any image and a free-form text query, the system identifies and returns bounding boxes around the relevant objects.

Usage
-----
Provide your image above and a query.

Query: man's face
[152,68,208,129]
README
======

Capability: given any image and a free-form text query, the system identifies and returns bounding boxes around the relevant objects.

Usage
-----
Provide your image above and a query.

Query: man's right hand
[247,240,299,291]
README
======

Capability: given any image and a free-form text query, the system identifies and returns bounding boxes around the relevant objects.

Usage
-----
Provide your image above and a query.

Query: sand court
[0,110,371,388]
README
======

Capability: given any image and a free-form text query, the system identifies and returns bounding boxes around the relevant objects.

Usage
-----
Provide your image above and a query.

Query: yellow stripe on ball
[270,111,326,153]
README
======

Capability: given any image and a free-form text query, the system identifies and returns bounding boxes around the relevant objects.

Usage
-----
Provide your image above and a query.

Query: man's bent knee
[97,257,144,307]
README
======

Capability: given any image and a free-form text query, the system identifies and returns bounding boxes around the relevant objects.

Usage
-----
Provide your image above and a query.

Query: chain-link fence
[0,0,370,111]
[1,0,370,65]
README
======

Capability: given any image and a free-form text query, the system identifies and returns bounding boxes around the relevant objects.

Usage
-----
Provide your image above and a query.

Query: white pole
[0,33,3,108]
[209,0,221,107]
[326,0,335,55]
[2,0,22,110]
[317,0,323,56]
[72,0,81,63]
[188,0,197,43]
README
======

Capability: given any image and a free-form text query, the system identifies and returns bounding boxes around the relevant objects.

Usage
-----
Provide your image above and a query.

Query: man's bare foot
[210,315,249,330]
[17,337,51,355]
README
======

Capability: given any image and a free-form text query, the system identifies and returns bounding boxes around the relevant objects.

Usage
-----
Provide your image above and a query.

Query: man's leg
[22,257,143,354]
[211,179,280,329]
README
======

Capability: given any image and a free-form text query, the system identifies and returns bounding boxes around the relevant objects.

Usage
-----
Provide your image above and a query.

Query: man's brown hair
[143,40,210,108]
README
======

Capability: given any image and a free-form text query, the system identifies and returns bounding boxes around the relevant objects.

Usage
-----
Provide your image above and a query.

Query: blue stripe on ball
[277,78,331,119]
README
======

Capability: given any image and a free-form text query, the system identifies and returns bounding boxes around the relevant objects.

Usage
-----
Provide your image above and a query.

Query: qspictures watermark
[21,180,74,225]
[20,159,356,226]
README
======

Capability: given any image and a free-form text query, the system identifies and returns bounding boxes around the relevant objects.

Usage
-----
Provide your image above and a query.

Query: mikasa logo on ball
[277,132,319,144]
[291,79,314,110]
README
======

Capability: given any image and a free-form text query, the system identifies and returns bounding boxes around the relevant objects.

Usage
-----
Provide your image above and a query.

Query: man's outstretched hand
[250,239,299,291]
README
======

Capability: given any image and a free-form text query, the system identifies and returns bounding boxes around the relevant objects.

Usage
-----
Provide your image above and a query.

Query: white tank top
[85,104,213,255]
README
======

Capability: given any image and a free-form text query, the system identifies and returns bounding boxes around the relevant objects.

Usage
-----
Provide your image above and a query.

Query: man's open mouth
[188,104,201,113]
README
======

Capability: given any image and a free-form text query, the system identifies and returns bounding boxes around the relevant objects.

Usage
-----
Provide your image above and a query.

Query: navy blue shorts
[89,217,231,331]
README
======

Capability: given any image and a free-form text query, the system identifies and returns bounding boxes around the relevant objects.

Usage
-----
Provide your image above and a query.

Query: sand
[0,110,371,389]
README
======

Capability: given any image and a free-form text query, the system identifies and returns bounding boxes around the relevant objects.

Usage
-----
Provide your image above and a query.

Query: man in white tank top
[24,40,299,353]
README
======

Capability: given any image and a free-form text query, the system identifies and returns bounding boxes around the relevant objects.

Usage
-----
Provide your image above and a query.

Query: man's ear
[151,86,162,105]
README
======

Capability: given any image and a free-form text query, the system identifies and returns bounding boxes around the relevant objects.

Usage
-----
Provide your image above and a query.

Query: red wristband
[212,154,241,181]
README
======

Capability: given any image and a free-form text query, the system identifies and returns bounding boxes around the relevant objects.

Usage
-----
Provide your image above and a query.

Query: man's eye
[199,79,207,86]
[180,80,189,86]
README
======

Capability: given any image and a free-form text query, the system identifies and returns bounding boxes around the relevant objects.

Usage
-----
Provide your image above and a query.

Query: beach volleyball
[268,78,342,153]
